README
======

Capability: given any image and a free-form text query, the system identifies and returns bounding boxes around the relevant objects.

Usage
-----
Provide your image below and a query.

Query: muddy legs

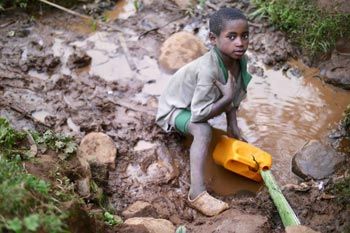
[187,122,212,200]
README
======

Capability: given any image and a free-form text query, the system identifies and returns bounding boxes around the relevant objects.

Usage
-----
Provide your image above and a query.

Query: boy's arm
[195,73,236,122]
[226,106,247,142]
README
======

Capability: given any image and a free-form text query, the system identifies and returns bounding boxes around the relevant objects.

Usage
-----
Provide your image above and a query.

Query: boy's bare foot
[188,191,229,216]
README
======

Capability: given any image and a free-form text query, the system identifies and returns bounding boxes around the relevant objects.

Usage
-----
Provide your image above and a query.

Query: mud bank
[1,0,349,232]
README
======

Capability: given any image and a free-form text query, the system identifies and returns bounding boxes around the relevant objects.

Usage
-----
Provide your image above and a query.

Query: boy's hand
[213,73,236,101]
[227,126,247,142]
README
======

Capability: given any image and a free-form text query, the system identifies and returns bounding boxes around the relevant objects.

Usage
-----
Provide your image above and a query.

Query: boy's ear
[209,32,217,45]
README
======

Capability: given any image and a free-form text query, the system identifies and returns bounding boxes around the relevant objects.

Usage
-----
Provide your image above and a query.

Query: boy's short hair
[209,8,247,36]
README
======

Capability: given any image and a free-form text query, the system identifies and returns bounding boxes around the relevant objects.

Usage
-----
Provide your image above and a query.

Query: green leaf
[6,217,22,233]
[24,214,40,231]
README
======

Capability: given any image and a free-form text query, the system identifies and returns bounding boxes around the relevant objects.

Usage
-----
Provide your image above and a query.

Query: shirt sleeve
[190,71,220,122]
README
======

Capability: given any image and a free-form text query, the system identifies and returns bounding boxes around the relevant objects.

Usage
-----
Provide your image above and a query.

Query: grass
[251,0,350,57]
[0,117,123,232]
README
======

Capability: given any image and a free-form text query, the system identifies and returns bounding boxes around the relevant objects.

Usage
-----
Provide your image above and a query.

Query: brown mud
[1,0,350,232]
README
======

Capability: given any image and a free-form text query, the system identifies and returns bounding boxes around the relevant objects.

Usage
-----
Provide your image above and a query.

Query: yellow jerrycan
[213,135,272,182]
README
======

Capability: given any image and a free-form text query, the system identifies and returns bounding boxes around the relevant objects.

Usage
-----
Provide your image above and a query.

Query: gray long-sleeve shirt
[156,48,252,132]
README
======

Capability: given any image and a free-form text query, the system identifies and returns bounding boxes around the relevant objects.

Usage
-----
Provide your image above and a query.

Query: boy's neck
[220,51,240,71]
[218,49,239,70]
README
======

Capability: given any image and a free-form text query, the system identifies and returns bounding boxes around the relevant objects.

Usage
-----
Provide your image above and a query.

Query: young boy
[156,8,252,216]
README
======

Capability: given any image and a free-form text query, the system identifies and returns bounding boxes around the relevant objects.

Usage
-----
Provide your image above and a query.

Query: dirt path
[0,1,349,232]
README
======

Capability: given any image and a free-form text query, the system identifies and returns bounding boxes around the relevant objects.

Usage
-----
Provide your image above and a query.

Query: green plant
[31,130,77,160]
[103,212,122,226]
[251,0,350,56]
[342,105,350,136]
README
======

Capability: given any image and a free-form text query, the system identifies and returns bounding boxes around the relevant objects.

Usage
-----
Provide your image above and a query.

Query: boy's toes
[188,191,229,216]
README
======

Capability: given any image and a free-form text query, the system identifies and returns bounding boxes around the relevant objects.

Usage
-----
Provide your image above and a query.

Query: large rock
[78,132,117,185]
[292,140,345,180]
[320,52,350,90]
[122,201,157,219]
[159,31,207,73]
[189,209,268,233]
[122,217,175,233]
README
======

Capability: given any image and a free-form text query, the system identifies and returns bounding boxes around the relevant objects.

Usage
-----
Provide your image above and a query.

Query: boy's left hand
[227,126,247,142]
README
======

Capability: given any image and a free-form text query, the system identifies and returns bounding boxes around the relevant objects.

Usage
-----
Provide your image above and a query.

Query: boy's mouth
[233,50,245,56]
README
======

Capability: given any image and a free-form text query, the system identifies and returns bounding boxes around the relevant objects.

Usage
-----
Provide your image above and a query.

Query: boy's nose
[234,37,243,46]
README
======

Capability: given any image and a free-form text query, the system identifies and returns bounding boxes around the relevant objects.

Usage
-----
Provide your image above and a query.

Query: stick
[117,32,137,71]
[38,0,91,20]
[2,101,51,128]
[260,170,301,227]
[138,15,185,39]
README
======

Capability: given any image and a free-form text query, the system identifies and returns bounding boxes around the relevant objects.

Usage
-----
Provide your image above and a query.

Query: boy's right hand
[213,73,236,102]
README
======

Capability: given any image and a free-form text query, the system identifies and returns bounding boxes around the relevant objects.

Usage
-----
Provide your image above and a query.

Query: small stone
[78,132,116,184]
[122,201,157,219]
[123,217,176,233]
[286,225,320,233]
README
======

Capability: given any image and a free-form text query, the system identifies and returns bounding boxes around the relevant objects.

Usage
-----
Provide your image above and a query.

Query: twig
[0,20,16,28]
[3,100,51,128]
[138,15,185,39]
[108,99,156,116]
[205,1,219,11]
[39,0,91,20]
[117,32,137,71]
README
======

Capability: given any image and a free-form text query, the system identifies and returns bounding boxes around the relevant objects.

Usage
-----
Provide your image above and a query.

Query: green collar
[213,46,252,91]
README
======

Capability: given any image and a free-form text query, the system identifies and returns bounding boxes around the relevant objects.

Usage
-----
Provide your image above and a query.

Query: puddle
[134,140,157,151]
[105,0,136,21]
[210,57,350,185]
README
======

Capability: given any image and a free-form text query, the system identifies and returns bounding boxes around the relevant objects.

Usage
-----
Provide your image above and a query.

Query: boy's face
[210,19,249,60]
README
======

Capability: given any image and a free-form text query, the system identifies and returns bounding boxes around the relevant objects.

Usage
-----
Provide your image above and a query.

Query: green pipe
[260,170,300,227]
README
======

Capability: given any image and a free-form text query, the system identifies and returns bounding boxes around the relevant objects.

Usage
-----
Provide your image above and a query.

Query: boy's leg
[187,121,212,200]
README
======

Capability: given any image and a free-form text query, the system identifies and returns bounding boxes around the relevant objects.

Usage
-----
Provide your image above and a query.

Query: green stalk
[260,170,300,227]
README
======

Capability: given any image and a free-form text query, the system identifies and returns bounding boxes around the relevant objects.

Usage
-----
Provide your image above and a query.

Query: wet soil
[1,0,350,232]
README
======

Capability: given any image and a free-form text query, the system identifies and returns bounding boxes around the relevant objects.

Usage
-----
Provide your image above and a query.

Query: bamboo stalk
[260,170,301,227]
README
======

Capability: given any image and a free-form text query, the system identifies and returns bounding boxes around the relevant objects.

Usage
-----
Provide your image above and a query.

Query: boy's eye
[243,33,249,40]
[228,35,236,40]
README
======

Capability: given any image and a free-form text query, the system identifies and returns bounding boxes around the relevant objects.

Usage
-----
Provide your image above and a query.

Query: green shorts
[174,109,191,134]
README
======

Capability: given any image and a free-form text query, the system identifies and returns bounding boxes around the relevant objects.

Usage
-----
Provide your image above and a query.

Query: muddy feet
[188,191,229,217]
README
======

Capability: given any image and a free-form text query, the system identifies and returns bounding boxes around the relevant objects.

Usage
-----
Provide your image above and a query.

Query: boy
[156,8,252,216]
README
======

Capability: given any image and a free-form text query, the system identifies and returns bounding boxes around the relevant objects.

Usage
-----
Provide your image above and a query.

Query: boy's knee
[189,122,212,141]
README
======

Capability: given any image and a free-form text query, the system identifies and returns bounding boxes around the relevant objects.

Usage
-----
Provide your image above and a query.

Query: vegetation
[343,105,350,137]
[251,0,350,56]
[0,117,124,232]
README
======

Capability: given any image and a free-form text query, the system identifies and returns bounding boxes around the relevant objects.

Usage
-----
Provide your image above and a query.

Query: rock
[286,225,320,233]
[189,209,268,233]
[248,64,264,77]
[335,37,350,54]
[319,52,350,90]
[249,32,294,65]
[123,217,176,233]
[67,48,92,69]
[159,31,207,73]
[292,140,345,180]
[76,177,91,198]
[172,0,196,9]
[122,201,157,218]
[78,132,117,184]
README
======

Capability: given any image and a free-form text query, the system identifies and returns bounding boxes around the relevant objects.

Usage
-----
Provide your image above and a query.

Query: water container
[213,135,272,182]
